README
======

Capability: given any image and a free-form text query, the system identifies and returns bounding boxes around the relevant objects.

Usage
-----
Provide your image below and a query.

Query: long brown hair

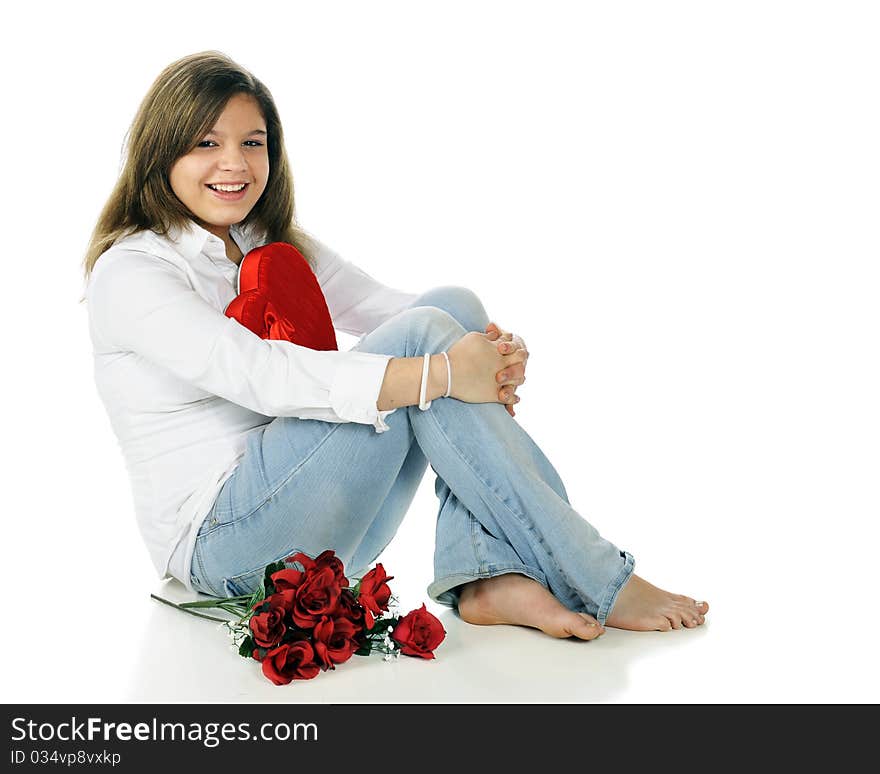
[79,50,319,300]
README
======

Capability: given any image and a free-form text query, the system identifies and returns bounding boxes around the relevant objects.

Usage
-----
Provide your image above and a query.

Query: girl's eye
[196,140,264,148]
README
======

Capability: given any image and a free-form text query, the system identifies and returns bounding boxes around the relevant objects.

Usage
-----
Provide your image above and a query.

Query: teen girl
[83,51,708,640]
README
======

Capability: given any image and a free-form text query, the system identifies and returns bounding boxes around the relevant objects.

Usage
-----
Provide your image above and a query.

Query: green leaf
[354,640,372,657]
[370,617,393,635]
[263,561,284,596]
[246,585,264,613]
[238,635,255,658]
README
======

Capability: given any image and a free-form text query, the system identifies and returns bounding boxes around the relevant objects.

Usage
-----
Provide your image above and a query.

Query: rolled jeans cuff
[595,550,635,626]
[427,563,549,609]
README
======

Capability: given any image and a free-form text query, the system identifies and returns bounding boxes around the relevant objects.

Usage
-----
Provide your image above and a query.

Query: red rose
[284,550,347,585]
[291,566,342,629]
[357,563,394,629]
[250,588,296,615]
[285,551,318,571]
[248,594,292,648]
[271,567,306,592]
[261,640,321,685]
[391,604,446,659]
[310,550,349,588]
[335,588,365,628]
[312,615,361,669]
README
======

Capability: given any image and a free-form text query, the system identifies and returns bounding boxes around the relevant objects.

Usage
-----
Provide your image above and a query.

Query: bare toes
[676,598,706,627]
[602,575,709,633]
[680,596,709,614]
[575,613,605,639]
[558,613,601,641]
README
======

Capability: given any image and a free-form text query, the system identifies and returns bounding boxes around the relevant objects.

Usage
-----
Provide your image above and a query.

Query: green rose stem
[150,593,254,624]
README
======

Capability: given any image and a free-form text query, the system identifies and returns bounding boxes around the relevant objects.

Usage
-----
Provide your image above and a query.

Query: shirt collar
[163,219,262,267]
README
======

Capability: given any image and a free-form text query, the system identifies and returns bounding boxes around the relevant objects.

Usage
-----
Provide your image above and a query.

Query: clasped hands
[485,321,529,418]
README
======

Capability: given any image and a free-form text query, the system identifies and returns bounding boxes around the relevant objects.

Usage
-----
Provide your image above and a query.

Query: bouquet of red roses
[151,550,446,685]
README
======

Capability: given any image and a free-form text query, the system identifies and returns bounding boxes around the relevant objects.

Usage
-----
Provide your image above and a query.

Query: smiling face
[169,93,270,241]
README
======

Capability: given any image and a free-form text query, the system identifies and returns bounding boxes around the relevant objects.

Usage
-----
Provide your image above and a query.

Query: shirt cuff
[329,351,398,433]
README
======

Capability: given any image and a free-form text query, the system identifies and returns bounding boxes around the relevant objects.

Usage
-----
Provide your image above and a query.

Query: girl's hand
[446,331,529,406]
[485,322,529,417]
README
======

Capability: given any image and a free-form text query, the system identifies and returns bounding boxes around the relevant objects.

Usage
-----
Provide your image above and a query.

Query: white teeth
[208,183,247,192]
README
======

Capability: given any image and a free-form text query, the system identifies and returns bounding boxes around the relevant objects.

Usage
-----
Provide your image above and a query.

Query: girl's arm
[88,248,398,432]
[308,235,420,337]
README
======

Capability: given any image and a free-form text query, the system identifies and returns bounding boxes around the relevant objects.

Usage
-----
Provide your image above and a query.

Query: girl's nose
[217,146,248,171]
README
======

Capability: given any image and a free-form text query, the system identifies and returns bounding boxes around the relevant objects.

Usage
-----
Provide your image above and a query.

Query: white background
[2,1,878,703]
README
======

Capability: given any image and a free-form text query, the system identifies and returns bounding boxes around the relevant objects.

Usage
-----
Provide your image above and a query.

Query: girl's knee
[356,304,462,359]
[396,305,465,355]
[411,285,490,333]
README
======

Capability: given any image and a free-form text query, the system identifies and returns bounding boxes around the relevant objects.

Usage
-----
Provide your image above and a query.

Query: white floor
[8,460,878,704]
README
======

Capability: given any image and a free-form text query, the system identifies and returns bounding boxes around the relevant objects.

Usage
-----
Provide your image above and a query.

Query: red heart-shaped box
[224,241,338,351]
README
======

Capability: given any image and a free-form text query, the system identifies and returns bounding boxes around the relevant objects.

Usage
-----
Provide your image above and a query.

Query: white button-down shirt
[85,219,419,590]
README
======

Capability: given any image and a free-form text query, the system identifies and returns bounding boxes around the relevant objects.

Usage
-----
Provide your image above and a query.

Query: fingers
[486,322,515,344]
[497,339,528,359]
[496,363,524,403]
[485,322,507,341]
[487,324,525,361]
[495,333,522,348]
[497,330,525,348]
[497,386,521,406]
[494,338,526,410]
[496,362,526,387]
[499,347,529,370]
[487,323,525,417]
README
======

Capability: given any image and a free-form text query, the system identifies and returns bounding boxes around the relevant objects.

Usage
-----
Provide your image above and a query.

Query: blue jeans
[189,286,634,624]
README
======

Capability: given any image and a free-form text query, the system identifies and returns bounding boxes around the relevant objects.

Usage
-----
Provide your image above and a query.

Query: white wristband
[418,353,432,410]
[441,350,452,398]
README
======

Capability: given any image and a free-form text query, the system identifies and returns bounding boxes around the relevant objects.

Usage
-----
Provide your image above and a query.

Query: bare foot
[605,574,709,632]
[457,573,605,641]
